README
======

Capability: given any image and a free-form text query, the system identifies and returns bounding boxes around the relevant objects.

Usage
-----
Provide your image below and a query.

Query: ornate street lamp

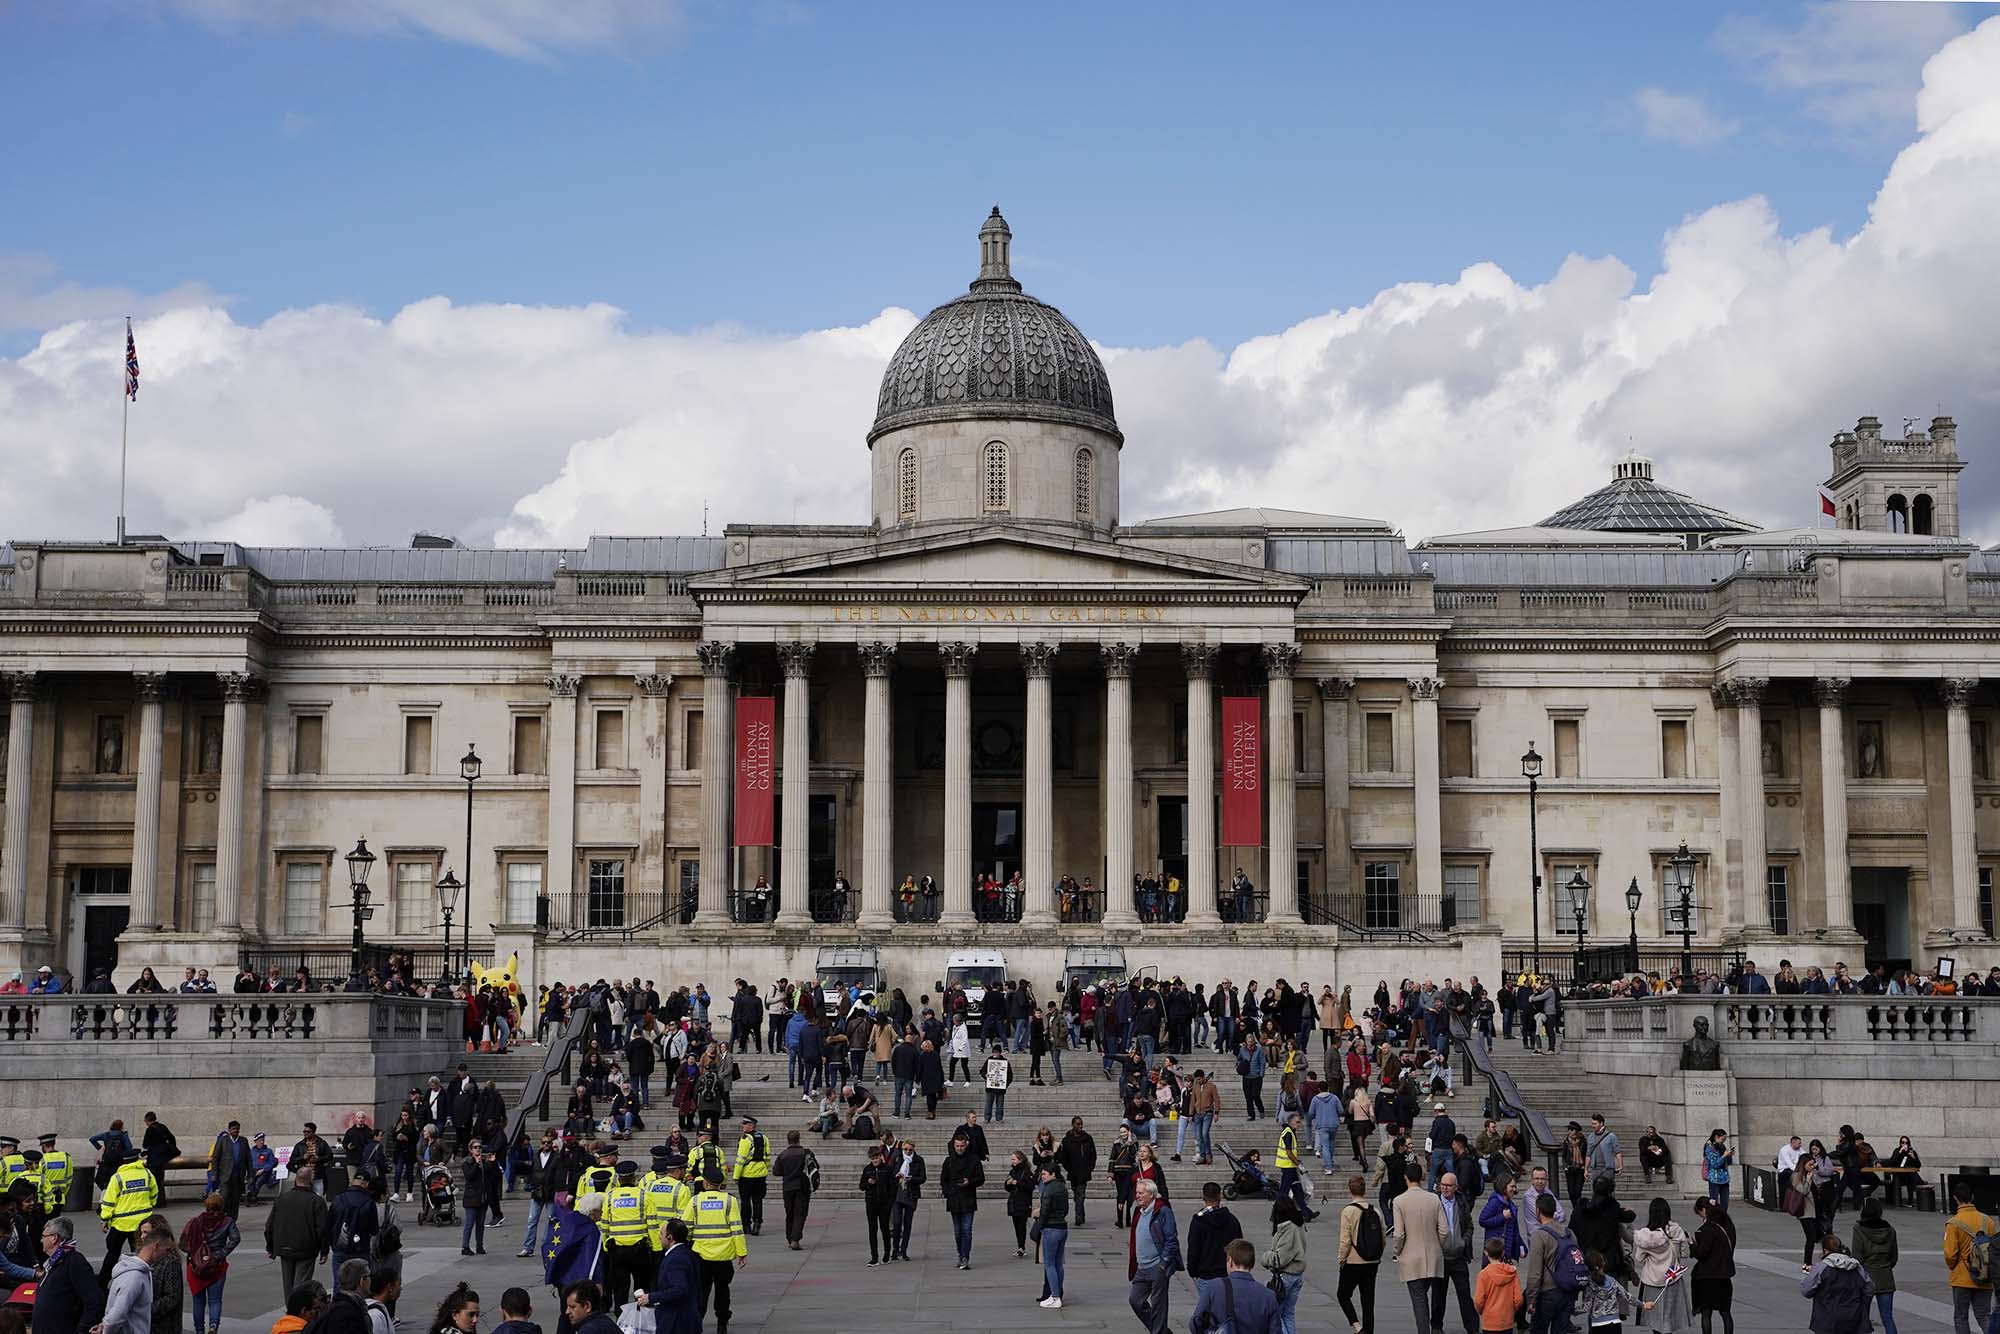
[1625,875,1644,973]
[342,837,377,980]
[1568,868,1591,983]
[459,745,481,977]
[434,869,462,985]
[1522,743,1543,978]
[1671,840,1698,983]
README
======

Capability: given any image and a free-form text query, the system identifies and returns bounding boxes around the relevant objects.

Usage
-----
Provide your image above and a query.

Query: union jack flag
[125,318,139,400]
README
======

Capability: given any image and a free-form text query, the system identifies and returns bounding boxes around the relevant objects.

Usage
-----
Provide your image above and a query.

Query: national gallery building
[2,210,1996,992]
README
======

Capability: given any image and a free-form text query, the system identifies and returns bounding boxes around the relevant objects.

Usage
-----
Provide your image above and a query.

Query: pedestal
[1656,1068,1737,1200]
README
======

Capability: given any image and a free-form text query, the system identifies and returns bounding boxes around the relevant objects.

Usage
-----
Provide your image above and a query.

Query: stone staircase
[1481,1036,1640,1155]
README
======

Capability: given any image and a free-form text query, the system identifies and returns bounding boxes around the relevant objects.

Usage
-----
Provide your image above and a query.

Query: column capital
[1022,642,1059,679]
[859,641,897,678]
[1180,643,1217,680]
[634,673,673,697]
[1317,675,1355,701]
[1100,641,1138,680]
[133,672,168,702]
[216,671,257,703]
[1812,677,1851,708]
[546,673,582,698]
[777,642,816,680]
[1407,676,1443,702]
[1261,643,1301,679]
[1940,677,1980,710]
[1724,677,1768,707]
[1709,683,1730,710]
[4,670,41,703]
[939,641,978,679]
[696,640,736,680]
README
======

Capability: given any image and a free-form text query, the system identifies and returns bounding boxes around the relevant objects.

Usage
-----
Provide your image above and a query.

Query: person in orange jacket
[1471,1238,1523,1333]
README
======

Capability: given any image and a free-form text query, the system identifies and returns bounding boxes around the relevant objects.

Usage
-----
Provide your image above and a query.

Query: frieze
[826,602,1169,625]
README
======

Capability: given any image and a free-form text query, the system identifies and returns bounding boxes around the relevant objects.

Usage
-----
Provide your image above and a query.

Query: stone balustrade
[0,992,459,1044]
[1566,993,2000,1050]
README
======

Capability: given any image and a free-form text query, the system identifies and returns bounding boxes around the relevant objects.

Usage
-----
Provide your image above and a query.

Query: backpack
[1235,1054,1251,1077]
[696,1072,724,1105]
[1349,1202,1385,1262]
[802,1149,822,1195]
[1953,1216,1996,1285]
[1546,1226,1589,1293]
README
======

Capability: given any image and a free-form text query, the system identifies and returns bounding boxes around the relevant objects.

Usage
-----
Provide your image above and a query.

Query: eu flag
[542,1202,602,1288]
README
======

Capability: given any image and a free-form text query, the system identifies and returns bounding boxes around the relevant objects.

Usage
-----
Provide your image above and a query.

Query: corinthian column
[1410,676,1444,927]
[214,672,254,930]
[546,674,581,918]
[940,642,977,925]
[1731,678,1771,932]
[1943,678,1982,933]
[1319,677,1354,912]
[1182,645,1218,925]
[128,673,167,931]
[1101,642,1139,926]
[1022,642,1058,926]
[1814,679,1854,933]
[859,642,897,927]
[696,642,735,925]
[777,643,815,926]
[1264,644,1301,921]
[1,672,40,929]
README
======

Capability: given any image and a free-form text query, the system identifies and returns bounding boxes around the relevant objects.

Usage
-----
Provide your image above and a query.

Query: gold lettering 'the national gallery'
[826,604,1166,624]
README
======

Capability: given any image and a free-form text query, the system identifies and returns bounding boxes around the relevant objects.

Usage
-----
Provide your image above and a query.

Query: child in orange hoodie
[1473,1237,1524,1333]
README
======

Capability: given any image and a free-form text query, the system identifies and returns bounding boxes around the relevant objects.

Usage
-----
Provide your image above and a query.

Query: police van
[936,949,1008,1022]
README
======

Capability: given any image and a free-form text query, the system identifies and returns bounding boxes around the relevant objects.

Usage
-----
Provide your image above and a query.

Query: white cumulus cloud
[5,18,2000,552]
[1632,87,1739,147]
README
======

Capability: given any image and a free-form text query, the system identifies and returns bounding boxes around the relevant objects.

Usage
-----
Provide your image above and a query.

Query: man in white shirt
[1776,1135,1805,1175]
[1521,1166,1566,1230]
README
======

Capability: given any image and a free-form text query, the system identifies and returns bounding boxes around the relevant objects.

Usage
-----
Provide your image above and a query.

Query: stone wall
[0,994,462,1142]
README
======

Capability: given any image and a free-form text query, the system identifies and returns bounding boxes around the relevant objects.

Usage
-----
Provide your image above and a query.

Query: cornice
[276,630,550,651]
[696,586,1300,608]
[0,613,270,638]
[1298,624,1449,644]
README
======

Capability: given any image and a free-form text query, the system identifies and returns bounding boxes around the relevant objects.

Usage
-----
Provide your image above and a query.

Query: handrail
[1303,897,1438,943]
[506,1006,593,1147]
[1447,1014,1560,1169]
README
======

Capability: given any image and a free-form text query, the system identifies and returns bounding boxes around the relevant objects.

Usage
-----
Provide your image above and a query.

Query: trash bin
[1745,1166,1781,1211]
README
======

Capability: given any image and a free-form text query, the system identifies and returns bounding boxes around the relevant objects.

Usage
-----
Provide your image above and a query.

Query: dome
[869,207,1121,446]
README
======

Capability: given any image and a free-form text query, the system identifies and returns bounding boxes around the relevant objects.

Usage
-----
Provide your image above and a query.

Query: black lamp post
[1671,840,1697,983]
[1568,868,1590,983]
[459,745,481,978]
[342,837,377,980]
[434,869,461,985]
[1522,742,1543,977]
[1625,876,1643,973]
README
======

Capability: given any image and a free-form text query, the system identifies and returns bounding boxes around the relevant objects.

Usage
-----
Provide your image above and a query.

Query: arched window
[1914,494,1934,535]
[1887,493,1909,533]
[897,448,918,521]
[1074,448,1094,520]
[983,440,1010,512]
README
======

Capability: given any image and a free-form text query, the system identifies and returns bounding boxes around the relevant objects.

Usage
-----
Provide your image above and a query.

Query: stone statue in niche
[1857,721,1884,779]
[199,717,224,774]
[1680,1015,1723,1070]
[96,716,123,774]
[1760,720,1782,780]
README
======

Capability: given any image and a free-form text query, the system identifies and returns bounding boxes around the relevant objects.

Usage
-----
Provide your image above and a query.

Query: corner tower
[869,208,1122,532]
[1827,415,1962,536]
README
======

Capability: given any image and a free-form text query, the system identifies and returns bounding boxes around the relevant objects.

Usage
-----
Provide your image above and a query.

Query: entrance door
[1157,797,1188,890]
[67,866,132,984]
[808,796,837,897]
[972,803,1022,884]
[1851,867,1911,973]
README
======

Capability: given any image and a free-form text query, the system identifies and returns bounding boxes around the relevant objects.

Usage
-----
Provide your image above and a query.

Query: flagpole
[117,316,129,545]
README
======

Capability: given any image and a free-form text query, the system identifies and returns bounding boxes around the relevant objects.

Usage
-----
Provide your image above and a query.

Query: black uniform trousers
[864,1199,892,1261]
[697,1256,734,1326]
[604,1242,654,1306]
[782,1184,811,1246]
[738,1177,766,1233]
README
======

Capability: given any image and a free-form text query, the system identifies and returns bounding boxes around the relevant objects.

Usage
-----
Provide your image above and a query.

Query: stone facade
[3,212,1999,996]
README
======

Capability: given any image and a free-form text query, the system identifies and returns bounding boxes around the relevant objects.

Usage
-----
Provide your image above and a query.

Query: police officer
[0,1137,24,1189]
[574,1143,618,1201]
[39,1133,75,1214]
[640,1148,693,1248]
[1276,1111,1316,1221]
[688,1130,725,1188]
[599,1160,652,1306]
[687,1167,747,1334]
[731,1117,769,1237]
[98,1146,161,1282]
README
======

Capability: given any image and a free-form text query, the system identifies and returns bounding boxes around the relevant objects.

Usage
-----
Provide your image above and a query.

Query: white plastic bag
[616,1305,654,1334]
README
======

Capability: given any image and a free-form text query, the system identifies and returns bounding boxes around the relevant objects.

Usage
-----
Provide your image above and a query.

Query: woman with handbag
[1263,1197,1308,1334]
[179,1192,239,1334]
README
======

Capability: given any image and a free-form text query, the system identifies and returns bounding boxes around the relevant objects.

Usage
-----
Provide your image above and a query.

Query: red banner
[734,696,775,846]
[1221,695,1262,847]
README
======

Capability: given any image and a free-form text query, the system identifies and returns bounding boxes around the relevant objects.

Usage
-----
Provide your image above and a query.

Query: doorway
[1851,867,1911,973]
[808,796,837,897]
[972,803,1022,884]
[1157,796,1188,888]
[67,866,132,984]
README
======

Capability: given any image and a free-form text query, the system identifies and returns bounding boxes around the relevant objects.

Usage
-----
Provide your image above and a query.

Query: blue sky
[3,2,1997,548]
[1,3,1969,350]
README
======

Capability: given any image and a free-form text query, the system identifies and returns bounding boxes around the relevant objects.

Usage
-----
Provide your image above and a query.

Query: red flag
[1820,491,1837,518]
[1221,696,1263,847]
[733,696,775,846]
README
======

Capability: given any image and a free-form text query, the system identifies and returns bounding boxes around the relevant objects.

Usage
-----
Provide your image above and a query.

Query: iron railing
[1303,891,1440,941]
[1502,948,1745,990]
[547,890,668,941]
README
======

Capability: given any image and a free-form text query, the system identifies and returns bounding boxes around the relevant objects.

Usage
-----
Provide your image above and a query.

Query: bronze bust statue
[1680,1015,1723,1070]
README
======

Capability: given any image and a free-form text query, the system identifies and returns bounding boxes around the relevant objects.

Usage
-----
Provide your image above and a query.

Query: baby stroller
[1216,1142,1280,1202]
[418,1164,457,1226]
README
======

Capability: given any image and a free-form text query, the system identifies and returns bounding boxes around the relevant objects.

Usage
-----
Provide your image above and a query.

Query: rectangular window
[1552,718,1581,778]
[282,861,323,935]
[1552,862,1591,934]
[1362,861,1402,930]
[1444,862,1481,926]
[513,715,545,776]
[403,715,433,775]
[505,861,543,926]
[293,715,323,775]
[1766,864,1791,936]
[394,861,432,934]
[1660,719,1688,779]
[684,710,704,769]
[190,863,217,933]
[594,710,625,769]
[1364,713,1393,772]
[587,858,627,929]
[1443,718,1474,778]
[1981,867,1995,940]
[679,858,700,920]
[1659,862,1703,937]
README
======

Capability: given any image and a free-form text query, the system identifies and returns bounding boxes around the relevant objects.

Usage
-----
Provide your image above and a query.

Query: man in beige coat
[1390,1160,1448,1334]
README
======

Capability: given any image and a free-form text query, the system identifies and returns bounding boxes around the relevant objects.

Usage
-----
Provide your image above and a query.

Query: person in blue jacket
[1186,1238,1279,1334]
[634,1218,699,1334]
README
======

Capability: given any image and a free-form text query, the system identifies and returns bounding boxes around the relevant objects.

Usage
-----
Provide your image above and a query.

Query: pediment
[694,525,1307,597]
